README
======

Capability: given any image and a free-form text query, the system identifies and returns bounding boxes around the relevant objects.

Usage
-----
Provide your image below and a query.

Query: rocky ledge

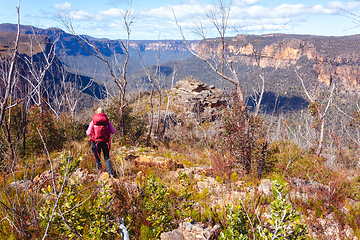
[171,78,228,123]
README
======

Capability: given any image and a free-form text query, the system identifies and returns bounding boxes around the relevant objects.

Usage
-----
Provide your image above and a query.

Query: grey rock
[172,78,228,124]
[160,221,220,240]
[10,180,32,191]
[258,179,272,196]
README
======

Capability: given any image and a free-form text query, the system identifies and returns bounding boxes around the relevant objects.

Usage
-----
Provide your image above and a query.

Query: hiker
[86,107,116,177]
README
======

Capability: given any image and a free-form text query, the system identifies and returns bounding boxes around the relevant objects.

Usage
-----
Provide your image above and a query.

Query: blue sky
[1,0,360,40]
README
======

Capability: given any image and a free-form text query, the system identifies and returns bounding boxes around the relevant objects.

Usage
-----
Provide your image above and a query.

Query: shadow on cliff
[247,91,309,114]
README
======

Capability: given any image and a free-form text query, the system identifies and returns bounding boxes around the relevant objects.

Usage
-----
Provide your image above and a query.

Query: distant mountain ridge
[0,23,198,84]
[0,23,124,56]
[3,23,360,92]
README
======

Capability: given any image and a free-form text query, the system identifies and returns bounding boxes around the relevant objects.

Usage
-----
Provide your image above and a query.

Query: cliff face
[129,40,199,52]
[198,34,360,87]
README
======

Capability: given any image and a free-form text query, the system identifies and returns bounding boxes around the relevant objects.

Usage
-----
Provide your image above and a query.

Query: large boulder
[290,178,330,202]
[10,180,32,191]
[160,221,220,240]
[172,78,228,123]
[69,168,96,183]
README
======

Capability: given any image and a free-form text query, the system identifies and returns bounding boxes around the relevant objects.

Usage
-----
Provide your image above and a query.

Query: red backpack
[91,113,110,143]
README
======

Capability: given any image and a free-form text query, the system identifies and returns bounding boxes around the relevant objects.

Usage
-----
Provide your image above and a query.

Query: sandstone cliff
[198,34,360,87]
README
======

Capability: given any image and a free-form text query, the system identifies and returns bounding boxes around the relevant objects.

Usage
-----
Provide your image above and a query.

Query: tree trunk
[316,118,325,157]
[236,82,252,173]
[145,85,154,146]
[257,141,268,179]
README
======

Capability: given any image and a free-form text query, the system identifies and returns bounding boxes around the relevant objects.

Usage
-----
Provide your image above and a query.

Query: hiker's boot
[105,159,115,178]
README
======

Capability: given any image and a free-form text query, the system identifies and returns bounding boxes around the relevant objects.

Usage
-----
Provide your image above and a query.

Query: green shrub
[57,114,87,142]
[258,178,308,239]
[26,106,65,154]
[172,172,195,220]
[142,176,173,238]
[220,204,252,240]
[271,140,334,184]
[220,178,308,239]
[343,200,360,237]
[39,153,119,239]
[139,225,153,240]
[106,98,146,145]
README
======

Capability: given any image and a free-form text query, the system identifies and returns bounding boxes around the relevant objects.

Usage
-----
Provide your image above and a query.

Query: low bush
[106,98,146,146]
[142,175,173,238]
[57,114,87,142]
[218,96,268,176]
[220,178,308,239]
[39,153,119,239]
[26,106,65,155]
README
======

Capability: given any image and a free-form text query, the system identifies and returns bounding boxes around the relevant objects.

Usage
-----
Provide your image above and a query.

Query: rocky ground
[11,146,359,239]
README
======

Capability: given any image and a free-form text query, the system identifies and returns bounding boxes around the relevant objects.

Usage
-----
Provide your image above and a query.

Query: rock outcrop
[171,78,228,123]
[290,177,330,202]
[160,221,220,240]
[199,38,316,68]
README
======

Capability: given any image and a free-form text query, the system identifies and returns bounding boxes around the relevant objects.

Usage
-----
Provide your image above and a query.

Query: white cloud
[233,0,260,7]
[245,0,260,4]
[146,4,204,21]
[246,5,269,18]
[69,10,103,21]
[274,4,306,17]
[308,4,335,14]
[109,22,123,30]
[53,2,72,11]
[327,1,360,10]
[100,8,123,17]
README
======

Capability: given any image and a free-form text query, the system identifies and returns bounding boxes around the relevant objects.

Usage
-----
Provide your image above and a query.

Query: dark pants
[91,141,114,176]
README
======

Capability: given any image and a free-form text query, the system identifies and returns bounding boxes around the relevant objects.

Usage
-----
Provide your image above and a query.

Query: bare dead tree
[250,50,265,116]
[20,32,58,113]
[43,76,65,119]
[0,1,21,127]
[62,70,93,117]
[174,2,247,108]
[139,44,164,146]
[296,69,335,157]
[0,2,44,237]
[174,2,265,111]
[162,55,178,141]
